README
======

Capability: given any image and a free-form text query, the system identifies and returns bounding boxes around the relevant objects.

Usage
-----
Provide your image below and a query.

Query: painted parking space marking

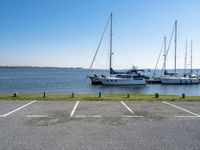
[70,101,80,117]
[123,115,144,118]
[175,116,200,118]
[1,100,37,117]
[163,101,200,117]
[27,115,48,118]
[120,101,134,114]
[1,101,200,119]
[74,115,102,118]
[74,101,130,118]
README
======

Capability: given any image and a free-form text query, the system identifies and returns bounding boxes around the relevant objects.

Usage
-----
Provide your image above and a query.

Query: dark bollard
[155,93,159,98]
[43,92,46,98]
[127,93,130,98]
[72,92,74,98]
[13,92,17,97]
[98,92,101,98]
[182,93,185,98]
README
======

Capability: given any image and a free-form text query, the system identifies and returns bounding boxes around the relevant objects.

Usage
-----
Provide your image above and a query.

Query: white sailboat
[161,21,199,84]
[161,75,199,84]
[88,13,146,85]
[182,40,199,83]
[147,36,167,84]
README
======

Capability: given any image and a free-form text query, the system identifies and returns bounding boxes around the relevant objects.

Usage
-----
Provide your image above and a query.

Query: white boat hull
[161,77,199,84]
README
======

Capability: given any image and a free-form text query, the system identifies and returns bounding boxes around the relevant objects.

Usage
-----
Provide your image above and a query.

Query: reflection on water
[89,84,200,96]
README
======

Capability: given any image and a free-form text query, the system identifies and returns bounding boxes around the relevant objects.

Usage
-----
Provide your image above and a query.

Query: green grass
[0,93,200,101]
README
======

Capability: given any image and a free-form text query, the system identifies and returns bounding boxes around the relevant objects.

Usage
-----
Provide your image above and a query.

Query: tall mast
[174,20,177,75]
[191,40,193,74]
[163,36,167,73]
[109,12,113,76]
[184,37,187,74]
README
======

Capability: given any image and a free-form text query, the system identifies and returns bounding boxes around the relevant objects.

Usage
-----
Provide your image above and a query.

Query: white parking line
[120,101,134,114]
[163,101,200,117]
[175,116,200,118]
[123,115,144,118]
[27,115,48,118]
[70,101,79,117]
[2,100,37,117]
[74,115,102,118]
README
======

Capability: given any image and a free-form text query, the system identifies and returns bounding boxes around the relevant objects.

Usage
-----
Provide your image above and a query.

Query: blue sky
[0,0,200,69]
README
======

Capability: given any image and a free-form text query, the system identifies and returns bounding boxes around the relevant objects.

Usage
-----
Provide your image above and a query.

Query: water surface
[0,67,199,96]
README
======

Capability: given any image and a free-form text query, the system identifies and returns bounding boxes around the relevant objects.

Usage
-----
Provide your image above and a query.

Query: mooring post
[43,91,46,98]
[98,92,101,98]
[127,93,130,98]
[72,92,74,98]
[13,92,17,97]
[155,93,159,98]
[182,93,185,98]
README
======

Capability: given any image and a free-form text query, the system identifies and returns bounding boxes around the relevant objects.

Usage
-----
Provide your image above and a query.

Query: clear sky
[0,0,200,69]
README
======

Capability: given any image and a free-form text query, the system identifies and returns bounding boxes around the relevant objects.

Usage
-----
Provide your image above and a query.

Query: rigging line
[161,23,175,74]
[112,16,128,68]
[89,15,111,71]
[104,43,110,72]
[184,37,187,74]
[190,40,193,74]
[153,39,164,76]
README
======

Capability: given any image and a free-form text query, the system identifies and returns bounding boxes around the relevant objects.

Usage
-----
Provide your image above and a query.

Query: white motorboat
[97,68,146,85]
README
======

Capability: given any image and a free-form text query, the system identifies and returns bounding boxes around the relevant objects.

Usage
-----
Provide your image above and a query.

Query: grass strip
[0,93,200,101]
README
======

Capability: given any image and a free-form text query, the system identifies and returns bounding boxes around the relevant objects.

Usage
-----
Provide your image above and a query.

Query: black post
[98,92,101,98]
[155,93,159,98]
[127,93,130,98]
[72,92,74,98]
[182,93,185,98]
[13,92,17,97]
[43,92,46,98]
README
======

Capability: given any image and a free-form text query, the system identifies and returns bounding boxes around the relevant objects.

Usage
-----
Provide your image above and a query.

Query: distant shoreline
[0,66,200,70]
[0,66,85,70]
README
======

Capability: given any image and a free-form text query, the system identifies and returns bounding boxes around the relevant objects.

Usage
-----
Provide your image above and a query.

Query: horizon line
[0,66,200,70]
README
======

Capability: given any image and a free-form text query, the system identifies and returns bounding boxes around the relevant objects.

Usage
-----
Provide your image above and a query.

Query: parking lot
[0,100,200,150]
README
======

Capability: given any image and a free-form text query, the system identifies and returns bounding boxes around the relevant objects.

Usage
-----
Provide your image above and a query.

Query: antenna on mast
[184,37,187,74]
[174,20,177,75]
[163,36,167,73]
[191,40,193,74]
[109,12,113,77]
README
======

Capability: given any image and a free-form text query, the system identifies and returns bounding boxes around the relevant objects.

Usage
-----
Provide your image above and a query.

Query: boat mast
[184,37,187,74]
[191,40,193,74]
[174,20,177,75]
[109,12,113,77]
[163,36,167,73]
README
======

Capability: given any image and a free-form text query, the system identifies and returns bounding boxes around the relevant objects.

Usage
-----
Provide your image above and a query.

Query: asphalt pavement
[0,100,200,150]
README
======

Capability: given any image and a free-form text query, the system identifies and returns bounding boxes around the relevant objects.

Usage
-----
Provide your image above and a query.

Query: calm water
[0,67,200,96]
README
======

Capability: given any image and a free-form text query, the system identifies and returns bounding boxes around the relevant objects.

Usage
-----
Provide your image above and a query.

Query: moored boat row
[146,20,200,85]
[87,13,200,86]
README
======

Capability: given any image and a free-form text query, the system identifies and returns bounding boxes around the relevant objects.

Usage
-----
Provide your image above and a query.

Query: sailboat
[147,36,167,84]
[182,40,199,81]
[160,21,199,84]
[88,13,146,85]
